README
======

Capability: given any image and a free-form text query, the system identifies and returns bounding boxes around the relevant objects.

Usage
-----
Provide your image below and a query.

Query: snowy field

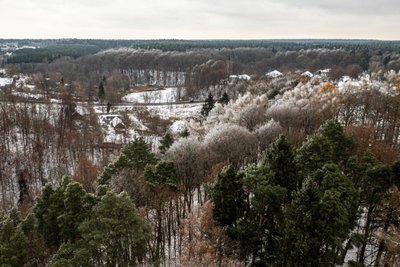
[0,77,13,87]
[146,103,202,119]
[122,87,179,103]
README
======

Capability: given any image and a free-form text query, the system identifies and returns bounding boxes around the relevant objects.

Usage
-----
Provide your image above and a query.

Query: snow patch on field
[147,103,202,119]
[12,91,44,99]
[122,88,178,103]
[170,120,187,133]
[0,77,13,87]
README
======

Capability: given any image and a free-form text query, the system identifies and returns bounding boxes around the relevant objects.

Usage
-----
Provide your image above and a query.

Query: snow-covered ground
[169,120,187,133]
[93,102,201,143]
[147,103,202,119]
[12,91,44,99]
[0,74,35,89]
[0,77,13,87]
[122,87,179,103]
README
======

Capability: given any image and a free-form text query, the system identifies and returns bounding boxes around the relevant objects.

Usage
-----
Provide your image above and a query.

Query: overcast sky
[0,0,399,40]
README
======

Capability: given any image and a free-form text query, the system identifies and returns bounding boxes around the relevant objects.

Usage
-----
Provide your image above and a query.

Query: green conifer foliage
[159,132,174,155]
[79,191,151,266]
[99,138,156,185]
[201,92,215,117]
[265,135,300,200]
[212,165,246,228]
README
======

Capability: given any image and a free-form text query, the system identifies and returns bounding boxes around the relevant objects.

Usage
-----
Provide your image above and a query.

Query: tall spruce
[212,165,246,229]
[266,135,300,201]
[159,132,174,155]
[283,164,359,266]
[79,191,150,266]
[98,81,105,102]
[99,138,156,185]
[201,92,215,117]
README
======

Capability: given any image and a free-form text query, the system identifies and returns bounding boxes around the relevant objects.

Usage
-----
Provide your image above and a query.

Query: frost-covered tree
[204,123,258,167]
[205,92,268,130]
[166,137,205,213]
[255,119,283,151]
[237,104,267,131]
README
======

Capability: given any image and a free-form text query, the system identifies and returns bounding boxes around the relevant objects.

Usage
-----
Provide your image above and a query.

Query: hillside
[1,41,400,266]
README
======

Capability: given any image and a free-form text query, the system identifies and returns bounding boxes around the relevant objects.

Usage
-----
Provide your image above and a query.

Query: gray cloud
[0,0,399,39]
[276,0,400,15]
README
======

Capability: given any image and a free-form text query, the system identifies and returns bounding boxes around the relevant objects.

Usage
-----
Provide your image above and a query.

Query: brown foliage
[179,201,242,267]
[72,153,98,192]
[374,185,400,267]
[345,125,398,164]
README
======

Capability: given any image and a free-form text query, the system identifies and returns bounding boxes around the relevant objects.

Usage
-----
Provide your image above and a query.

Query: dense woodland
[2,39,400,103]
[1,40,400,266]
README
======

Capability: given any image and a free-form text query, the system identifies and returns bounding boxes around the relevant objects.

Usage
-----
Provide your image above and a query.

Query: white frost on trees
[204,92,269,131]
[204,123,257,166]
[255,119,283,151]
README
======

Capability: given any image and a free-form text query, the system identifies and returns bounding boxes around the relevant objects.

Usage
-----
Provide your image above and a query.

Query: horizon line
[1,38,400,42]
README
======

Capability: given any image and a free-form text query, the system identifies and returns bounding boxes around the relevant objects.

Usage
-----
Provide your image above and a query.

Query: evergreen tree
[219,92,230,105]
[159,132,174,154]
[144,160,178,187]
[99,138,156,185]
[283,164,359,266]
[201,92,215,117]
[212,165,246,229]
[392,159,400,188]
[237,164,287,265]
[356,161,392,265]
[49,242,91,267]
[297,120,355,176]
[98,81,105,102]
[34,183,66,248]
[115,137,157,171]
[318,120,355,166]
[79,191,151,266]
[57,182,96,243]
[265,135,300,201]
[296,134,333,175]
[179,127,190,138]
[0,209,29,267]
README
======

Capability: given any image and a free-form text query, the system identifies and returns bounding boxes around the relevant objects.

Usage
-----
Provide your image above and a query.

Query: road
[0,97,204,107]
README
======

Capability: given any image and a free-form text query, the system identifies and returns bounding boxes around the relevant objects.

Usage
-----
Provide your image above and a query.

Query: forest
[1,40,400,266]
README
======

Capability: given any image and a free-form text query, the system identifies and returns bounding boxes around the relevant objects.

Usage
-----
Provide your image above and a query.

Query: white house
[266,70,283,78]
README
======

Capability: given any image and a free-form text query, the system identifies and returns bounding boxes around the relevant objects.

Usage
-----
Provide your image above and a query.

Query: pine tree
[49,242,91,267]
[159,132,174,154]
[318,120,355,166]
[265,135,300,201]
[236,164,287,265]
[57,182,96,243]
[219,92,230,105]
[296,134,333,175]
[212,165,246,228]
[392,160,400,188]
[179,127,190,138]
[117,138,157,171]
[0,209,29,267]
[34,183,66,248]
[201,92,215,117]
[99,138,156,185]
[98,81,105,102]
[283,164,359,266]
[144,160,178,187]
[79,191,151,266]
